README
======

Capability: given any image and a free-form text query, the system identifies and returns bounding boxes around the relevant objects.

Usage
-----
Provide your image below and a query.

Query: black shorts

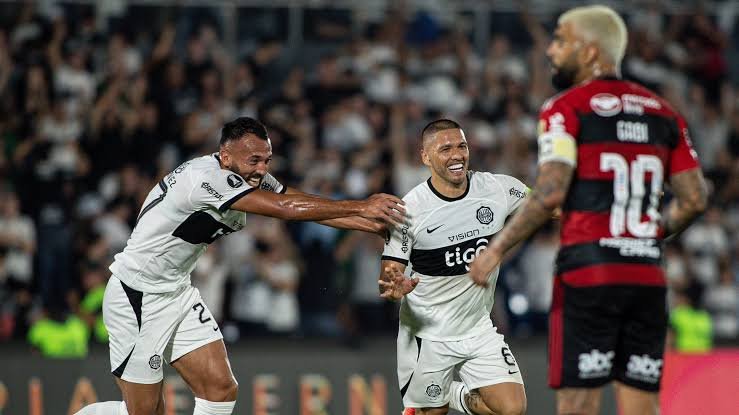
[548,277,667,392]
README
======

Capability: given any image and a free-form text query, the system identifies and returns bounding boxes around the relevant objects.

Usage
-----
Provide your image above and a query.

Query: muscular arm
[284,187,385,234]
[662,168,708,240]
[489,161,574,255]
[229,188,403,224]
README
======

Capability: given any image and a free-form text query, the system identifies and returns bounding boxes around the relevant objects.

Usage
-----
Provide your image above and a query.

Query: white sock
[74,401,127,415]
[193,397,236,415]
[448,381,472,414]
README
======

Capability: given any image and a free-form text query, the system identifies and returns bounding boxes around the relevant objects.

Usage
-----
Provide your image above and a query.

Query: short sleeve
[191,169,257,212]
[259,173,286,194]
[494,174,529,215]
[669,115,701,176]
[381,223,414,266]
[537,96,580,166]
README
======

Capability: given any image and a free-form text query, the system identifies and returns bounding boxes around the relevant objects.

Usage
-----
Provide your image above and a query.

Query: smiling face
[219,134,273,187]
[422,128,469,186]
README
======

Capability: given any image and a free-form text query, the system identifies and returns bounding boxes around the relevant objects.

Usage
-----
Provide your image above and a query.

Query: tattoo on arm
[662,168,708,239]
[490,161,574,254]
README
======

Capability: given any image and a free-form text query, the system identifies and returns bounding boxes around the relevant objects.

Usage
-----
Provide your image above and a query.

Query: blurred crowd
[0,1,737,356]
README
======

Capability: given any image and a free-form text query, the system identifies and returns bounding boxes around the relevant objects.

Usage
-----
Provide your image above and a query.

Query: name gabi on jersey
[201,182,224,200]
[598,237,660,259]
[616,120,649,143]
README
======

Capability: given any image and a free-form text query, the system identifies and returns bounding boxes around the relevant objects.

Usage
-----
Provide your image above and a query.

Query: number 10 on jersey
[600,153,663,238]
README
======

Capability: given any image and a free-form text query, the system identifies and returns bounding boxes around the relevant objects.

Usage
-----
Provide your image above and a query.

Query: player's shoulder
[187,153,222,175]
[191,153,245,182]
[539,86,584,114]
[401,180,430,207]
[471,171,525,192]
[621,81,680,117]
[470,170,513,183]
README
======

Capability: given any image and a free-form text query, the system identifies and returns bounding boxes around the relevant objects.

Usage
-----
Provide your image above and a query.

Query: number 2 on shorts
[192,302,212,324]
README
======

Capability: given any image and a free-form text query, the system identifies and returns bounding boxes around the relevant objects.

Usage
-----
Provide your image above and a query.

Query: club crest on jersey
[590,93,622,117]
[149,354,162,370]
[426,383,442,400]
[476,206,494,224]
[227,174,244,188]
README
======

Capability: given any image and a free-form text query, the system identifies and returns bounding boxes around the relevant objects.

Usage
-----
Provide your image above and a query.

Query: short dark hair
[220,117,269,146]
[421,119,462,145]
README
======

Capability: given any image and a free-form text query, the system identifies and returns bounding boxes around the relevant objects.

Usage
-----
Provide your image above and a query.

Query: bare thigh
[556,387,603,415]
[476,382,527,415]
[170,338,238,401]
[415,404,450,415]
[114,378,164,415]
[614,382,659,415]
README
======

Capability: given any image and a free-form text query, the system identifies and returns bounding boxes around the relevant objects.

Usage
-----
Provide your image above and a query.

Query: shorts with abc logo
[397,324,523,408]
[548,278,667,392]
[103,276,222,384]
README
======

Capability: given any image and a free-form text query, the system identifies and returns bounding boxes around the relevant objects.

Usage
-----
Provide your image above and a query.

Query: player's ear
[582,43,599,66]
[421,148,431,167]
[219,147,230,168]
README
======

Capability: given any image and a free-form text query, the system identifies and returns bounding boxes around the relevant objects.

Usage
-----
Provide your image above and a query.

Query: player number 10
[600,153,663,238]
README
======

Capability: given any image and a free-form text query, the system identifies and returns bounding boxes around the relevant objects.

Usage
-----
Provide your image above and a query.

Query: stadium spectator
[28,303,90,359]
[78,261,109,344]
[0,190,36,338]
[668,281,713,353]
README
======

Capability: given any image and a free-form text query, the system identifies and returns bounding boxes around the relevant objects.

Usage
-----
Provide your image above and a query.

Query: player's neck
[429,174,468,199]
[577,62,619,84]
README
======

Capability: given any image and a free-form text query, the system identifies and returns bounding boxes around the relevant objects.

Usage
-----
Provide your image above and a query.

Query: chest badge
[476,206,494,224]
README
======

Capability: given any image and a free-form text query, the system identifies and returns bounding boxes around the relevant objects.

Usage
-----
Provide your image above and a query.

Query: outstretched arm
[662,168,708,240]
[229,188,405,225]
[284,187,387,235]
[469,161,573,286]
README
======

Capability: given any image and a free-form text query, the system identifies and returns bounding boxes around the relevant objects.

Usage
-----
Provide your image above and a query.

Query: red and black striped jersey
[537,77,700,287]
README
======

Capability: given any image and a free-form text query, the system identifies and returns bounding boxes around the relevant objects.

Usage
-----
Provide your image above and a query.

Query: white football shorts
[397,324,524,408]
[103,275,222,384]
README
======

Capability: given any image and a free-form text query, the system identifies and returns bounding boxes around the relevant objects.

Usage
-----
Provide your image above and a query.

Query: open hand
[361,193,406,226]
[379,263,419,301]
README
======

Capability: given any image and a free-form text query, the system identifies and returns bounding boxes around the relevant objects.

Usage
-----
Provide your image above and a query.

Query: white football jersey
[382,171,528,341]
[110,153,284,293]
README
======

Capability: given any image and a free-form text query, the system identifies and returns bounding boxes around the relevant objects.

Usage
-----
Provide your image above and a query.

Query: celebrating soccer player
[75,117,405,415]
[379,119,528,415]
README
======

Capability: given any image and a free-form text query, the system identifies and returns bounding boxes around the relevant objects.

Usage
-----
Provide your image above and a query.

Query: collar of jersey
[594,74,621,81]
[426,173,471,202]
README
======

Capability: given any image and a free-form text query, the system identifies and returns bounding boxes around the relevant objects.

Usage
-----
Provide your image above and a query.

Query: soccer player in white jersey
[76,117,405,415]
[379,119,528,415]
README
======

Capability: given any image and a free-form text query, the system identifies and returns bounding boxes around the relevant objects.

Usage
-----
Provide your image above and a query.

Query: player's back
[537,77,700,286]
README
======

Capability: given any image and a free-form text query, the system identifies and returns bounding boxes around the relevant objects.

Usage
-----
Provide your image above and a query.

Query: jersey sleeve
[381,199,414,265]
[190,169,257,212]
[537,96,580,167]
[669,115,701,176]
[494,174,529,215]
[259,173,286,194]
[381,223,413,265]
